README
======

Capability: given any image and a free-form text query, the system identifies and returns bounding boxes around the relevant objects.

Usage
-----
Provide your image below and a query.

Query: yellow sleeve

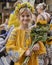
[6,28,25,58]
[37,15,47,24]
[34,41,46,55]
[6,28,17,51]
[8,13,20,27]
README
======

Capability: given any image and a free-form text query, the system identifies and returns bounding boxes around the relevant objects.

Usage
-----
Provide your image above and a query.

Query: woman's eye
[22,15,24,17]
[26,15,30,17]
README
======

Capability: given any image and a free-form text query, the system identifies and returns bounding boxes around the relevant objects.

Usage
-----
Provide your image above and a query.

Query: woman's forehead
[19,8,32,15]
[22,11,31,15]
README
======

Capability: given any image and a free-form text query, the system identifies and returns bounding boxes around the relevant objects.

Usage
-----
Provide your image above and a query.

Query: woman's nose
[24,16,27,20]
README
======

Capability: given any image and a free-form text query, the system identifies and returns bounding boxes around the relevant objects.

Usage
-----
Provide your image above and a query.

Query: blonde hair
[36,3,46,10]
[19,8,32,15]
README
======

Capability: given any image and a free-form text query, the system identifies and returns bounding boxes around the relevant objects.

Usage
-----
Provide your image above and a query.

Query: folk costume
[6,2,46,65]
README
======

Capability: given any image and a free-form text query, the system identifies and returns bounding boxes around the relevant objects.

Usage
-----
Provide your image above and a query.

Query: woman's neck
[40,10,44,14]
[20,24,29,30]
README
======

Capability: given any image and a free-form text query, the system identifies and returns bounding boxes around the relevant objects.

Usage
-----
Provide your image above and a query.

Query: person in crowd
[36,3,52,44]
[0,18,9,36]
[0,18,14,65]
[36,3,52,65]
[36,3,51,24]
[8,0,22,28]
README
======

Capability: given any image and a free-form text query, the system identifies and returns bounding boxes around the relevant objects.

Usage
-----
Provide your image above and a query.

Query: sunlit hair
[36,3,46,10]
[19,8,32,16]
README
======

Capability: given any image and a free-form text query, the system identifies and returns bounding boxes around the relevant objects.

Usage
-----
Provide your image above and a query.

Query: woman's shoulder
[46,12,50,17]
[12,27,21,32]
[42,12,50,18]
[37,14,43,20]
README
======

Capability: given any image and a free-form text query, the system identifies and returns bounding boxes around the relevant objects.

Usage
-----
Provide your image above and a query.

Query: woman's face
[36,8,41,14]
[19,9,32,26]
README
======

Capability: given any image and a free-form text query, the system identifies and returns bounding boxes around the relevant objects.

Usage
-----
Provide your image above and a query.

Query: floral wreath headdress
[14,2,35,15]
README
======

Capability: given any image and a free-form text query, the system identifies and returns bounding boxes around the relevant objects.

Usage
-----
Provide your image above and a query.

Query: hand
[25,49,31,56]
[33,43,39,51]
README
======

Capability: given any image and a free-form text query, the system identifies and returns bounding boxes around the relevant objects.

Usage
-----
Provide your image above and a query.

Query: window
[0,0,17,2]
[0,0,6,2]
[35,0,46,4]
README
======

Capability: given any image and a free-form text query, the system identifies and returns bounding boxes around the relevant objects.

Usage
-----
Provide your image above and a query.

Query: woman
[36,3,51,24]
[36,3,52,65]
[36,3,52,45]
[6,2,46,65]
[8,0,22,28]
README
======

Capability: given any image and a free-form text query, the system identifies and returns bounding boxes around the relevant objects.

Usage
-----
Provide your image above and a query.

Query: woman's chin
[23,22,28,25]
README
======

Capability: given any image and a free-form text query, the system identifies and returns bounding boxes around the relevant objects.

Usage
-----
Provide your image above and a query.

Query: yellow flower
[15,2,35,15]
[37,20,47,25]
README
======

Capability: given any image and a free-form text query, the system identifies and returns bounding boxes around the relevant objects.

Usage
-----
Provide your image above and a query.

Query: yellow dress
[50,24,52,30]
[47,23,52,45]
[8,12,20,27]
[6,27,46,65]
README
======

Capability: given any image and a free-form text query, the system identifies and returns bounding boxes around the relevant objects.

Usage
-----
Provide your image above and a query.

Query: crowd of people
[0,0,52,65]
